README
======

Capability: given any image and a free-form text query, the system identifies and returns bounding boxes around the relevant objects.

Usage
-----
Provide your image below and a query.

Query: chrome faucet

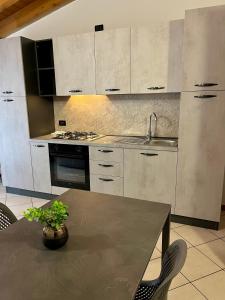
[147,112,157,141]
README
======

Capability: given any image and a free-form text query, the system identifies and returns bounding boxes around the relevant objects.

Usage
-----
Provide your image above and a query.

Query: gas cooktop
[52,131,102,141]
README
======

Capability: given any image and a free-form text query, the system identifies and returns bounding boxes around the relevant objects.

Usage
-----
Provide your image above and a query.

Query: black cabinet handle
[69,89,82,93]
[194,95,217,99]
[35,145,45,148]
[194,83,218,87]
[105,88,120,92]
[2,91,13,94]
[99,178,114,182]
[98,149,113,153]
[147,86,165,90]
[140,153,158,157]
[98,164,114,168]
[3,99,14,102]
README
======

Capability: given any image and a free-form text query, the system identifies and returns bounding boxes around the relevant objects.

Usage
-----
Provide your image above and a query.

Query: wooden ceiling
[0,0,74,37]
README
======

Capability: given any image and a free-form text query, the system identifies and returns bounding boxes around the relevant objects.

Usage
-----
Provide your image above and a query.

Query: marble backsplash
[53,93,180,137]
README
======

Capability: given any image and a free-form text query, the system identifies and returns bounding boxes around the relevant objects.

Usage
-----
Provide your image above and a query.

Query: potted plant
[24,200,69,250]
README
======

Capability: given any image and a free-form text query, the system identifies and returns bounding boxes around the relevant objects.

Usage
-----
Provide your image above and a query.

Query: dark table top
[0,189,170,300]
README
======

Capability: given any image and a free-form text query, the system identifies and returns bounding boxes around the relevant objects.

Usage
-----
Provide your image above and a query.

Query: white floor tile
[32,198,50,208]
[196,239,225,268]
[170,222,185,229]
[151,247,161,260]
[168,283,206,300]
[9,203,33,218]
[156,230,192,250]
[6,194,32,207]
[174,225,218,246]
[193,270,225,300]
[181,247,220,281]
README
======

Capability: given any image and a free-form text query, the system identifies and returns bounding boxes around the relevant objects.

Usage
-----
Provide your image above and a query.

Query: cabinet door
[30,142,51,193]
[53,33,96,96]
[0,97,33,190]
[0,37,25,96]
[176,91,225,222]
[124,149,177,208]
[131,20,183,93]
[183,6,225,91]
[95,27,131,94]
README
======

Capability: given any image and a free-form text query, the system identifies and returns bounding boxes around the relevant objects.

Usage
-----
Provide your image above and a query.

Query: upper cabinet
[0,37,26,96]
[131,20,184,94]
[183,6,225,91]
[95,27,131,94]
[53,32,96,96]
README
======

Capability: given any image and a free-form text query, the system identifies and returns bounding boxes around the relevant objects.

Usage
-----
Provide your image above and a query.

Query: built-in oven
[49,144,90,190]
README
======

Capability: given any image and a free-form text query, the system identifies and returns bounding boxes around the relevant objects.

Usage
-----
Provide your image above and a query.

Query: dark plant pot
[42,224,68,250]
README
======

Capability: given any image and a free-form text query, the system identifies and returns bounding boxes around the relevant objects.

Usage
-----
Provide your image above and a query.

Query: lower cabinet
[30,142,51,193]
[90,174,123,196]
[89,146,124,196]
[124,149,177,209]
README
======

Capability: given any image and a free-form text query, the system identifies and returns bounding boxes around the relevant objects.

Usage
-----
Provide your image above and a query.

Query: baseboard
[6,187,57,200]
[171,214,219,230]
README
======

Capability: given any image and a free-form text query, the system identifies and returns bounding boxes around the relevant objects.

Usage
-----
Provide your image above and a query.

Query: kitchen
[1,1,225,299]
[1,4,224,230]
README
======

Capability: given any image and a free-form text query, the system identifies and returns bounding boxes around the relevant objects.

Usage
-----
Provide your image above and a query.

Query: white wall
[11,0,225,39]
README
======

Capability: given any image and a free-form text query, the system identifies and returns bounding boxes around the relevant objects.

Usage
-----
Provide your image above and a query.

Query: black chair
[0,202,17,231]
[135,239,187,300]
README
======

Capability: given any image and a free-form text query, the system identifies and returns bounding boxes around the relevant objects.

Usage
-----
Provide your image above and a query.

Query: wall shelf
[35,39,56,97]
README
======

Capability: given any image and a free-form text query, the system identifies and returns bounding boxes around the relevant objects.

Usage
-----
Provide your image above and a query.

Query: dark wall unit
[35,39,56,97]
[21,37,55,137]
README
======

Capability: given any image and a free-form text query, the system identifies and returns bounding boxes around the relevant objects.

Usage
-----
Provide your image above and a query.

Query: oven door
[50,152,90,190]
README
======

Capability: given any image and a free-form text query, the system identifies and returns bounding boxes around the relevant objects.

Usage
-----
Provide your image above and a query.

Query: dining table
[0,189,171,300]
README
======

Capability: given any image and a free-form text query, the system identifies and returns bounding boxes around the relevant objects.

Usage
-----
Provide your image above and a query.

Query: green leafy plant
[24,200,69,230]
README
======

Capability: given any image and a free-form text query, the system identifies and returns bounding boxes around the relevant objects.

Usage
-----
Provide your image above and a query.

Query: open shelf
[35,39,56,96]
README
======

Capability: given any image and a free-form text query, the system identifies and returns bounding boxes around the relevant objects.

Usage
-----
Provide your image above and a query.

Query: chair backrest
[151,239,187,300]
[0,203,17,231]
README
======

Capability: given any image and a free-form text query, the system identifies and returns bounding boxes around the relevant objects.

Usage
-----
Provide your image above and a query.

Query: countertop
[30,134,178,152]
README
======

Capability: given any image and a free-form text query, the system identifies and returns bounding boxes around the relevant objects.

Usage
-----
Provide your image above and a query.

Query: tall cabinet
[176,6,225,223]
[0,37,54,191]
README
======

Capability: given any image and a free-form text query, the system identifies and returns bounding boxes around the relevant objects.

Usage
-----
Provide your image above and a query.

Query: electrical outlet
[59,120,66,126]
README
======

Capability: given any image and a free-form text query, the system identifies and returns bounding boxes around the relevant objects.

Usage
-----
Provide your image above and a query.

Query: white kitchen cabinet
[0,37,26,96]
[176,91,225,222]
[90,175,123,196]
[90,160,123,177]
[53,33,96,95]
[0,97,34,190]
[131,20,184,93]
[95,27,131,94]
[124,149,177,209]
[183,6,225,91]
[89,146,123,162]
[30,142,51,193]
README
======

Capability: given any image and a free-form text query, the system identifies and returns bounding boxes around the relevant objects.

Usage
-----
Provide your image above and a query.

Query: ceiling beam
[0,0,74,37]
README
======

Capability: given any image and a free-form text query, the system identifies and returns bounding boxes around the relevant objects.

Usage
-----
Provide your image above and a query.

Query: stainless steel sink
[114,136,178,147]
[115,136,147,145]
[146,138,178,147]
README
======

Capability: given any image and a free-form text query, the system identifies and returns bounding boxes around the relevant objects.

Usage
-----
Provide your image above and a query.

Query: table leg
[162,213,170,260]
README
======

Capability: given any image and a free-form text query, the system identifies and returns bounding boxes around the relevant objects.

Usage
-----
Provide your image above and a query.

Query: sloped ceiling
[0,0,74,37]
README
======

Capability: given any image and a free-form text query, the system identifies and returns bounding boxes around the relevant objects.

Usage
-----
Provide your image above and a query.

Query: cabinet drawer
[90,175,123,196]
[89,146,123,162]
[90,160,123,177]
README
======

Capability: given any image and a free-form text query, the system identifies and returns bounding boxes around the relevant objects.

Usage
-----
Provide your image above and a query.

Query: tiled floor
[1,184,225,299]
